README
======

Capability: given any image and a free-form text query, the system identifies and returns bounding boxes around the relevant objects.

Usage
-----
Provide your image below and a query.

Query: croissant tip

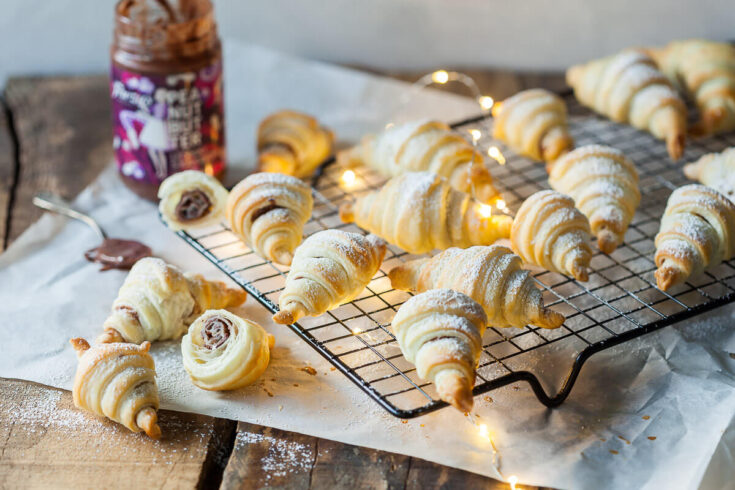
[272,249,294,266]
[273,309,295,325]
[597,230,620,254]
[70,338,91,355]
[666,133,685,161]
[571,263,590,282]
[655,265,685,291]
[137,407,162,439]
[96,329,124,344]
[436,372,474,413]
[338,202,355,223]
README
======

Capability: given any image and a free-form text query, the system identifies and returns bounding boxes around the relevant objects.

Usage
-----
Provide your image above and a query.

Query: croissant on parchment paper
[98,257,246,344]
[70,338,161,439]
[683,147,735,200]
[337,120,498,203]
[566,49,687,160]
[226,172,313,265]
[391,289,487,413]
[339,172,511,255]
[389,245,565,329]
[654,184,735,291]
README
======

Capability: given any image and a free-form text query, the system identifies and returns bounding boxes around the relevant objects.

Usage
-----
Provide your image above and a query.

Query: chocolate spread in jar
[175,189,212,221]
[84,238,152,271]
[201,315,233,349]
[111,0,226,201]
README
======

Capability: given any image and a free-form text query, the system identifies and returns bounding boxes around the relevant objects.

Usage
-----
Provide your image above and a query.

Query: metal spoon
[32,192,107,240]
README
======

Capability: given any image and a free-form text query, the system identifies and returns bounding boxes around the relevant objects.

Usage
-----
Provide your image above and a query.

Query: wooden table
[0,72,559,489]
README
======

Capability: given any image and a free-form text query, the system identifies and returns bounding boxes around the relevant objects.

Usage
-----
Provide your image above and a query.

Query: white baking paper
[1,42,734,489]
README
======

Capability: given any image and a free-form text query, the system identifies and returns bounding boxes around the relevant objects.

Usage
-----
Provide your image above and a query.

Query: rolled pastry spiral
[98,257,247,344]
[492,89,574,162]
[70,338,161,439]
[181,309,275,391]
[158,170,229,231]
[654,184,735,291]
[511,190,593,281]
[683,147,735,200]
[548,145,640,254]
[257,110,334,178]
[273,230,386,325]
[649,39,735,135]
[389,245,565,329]
[226,172,313,265]
[339,172,512,254]
[337,120,498,203]
[391,289,487,413]
[567,49,687,160]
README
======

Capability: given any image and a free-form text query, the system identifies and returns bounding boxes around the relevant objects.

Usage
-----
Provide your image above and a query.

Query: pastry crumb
[609,450,618,455]
[293,383,299,387]
[330,367,336,371]
[618,435,630,444]
[642,415,650,420]
[599,438,606,442]
[264,387,274,397]
[278,405,283,411]
[401,420,408,424]
[484,396,493,403]
[648,436,656,441]
[300,366,317,376]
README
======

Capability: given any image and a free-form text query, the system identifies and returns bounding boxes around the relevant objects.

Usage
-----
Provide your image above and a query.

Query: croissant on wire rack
[158,170,229,231]
[257,110,334,178]
[566,49,687,160]
[654,184,735,291]
[511,190,593,281]
[97,257,247,344]
[339,172,512,254]
[181,309,275,391]
[273,230,386,325]
[336,120,498,203]
[70,338,161,439]
[392,289,486,413]
[389,245,564,329]
[548,145,640,254]
[226,172,314,265]
[683,147,735,200]
[492,89,574,162]
[649,39,735,135]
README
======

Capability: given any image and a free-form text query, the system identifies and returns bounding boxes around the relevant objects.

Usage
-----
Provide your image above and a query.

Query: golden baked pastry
[158,170,229,231]
[683,147,735,200]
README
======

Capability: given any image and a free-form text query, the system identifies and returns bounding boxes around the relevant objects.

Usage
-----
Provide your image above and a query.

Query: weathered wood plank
[0,378,234,489]
[4,75,112,243]
[0,100,16,250]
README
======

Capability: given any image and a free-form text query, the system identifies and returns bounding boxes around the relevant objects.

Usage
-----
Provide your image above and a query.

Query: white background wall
[0,0,732,85]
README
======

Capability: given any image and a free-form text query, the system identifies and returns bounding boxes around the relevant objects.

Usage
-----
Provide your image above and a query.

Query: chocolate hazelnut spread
[251,199,284,223]
[175,188,211,221]
[201,315,233,349]
[111,0,225,201]
[84,238,152,271]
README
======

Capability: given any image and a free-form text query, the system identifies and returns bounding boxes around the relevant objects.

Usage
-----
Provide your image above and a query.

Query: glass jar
[111,0,225,200]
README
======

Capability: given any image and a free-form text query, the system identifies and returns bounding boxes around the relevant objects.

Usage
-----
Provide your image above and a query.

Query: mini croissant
[683,147,735,200]
[655,184,735,291]
[257,110,334,178]
[389,245,564,329]
[273,230,386,325]
[511,190,593,281]
[339,172,512,255]
[548,145,640,254]
[226,172,313,265]
[392,289,487,413]
[158,170,229,231]
[492,89,574,162]
[337,120,498,202]
[98,257,246,344]
[567,49,687,160]
[70,338,161,439]
[650,39,735,135]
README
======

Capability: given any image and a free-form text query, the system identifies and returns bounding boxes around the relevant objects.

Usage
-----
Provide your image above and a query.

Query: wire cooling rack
[173,92,735,418]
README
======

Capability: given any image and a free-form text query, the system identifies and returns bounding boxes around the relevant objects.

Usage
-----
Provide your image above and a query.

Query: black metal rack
[173,92,735,418]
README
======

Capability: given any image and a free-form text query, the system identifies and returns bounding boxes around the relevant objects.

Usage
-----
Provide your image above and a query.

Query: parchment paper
[1,41,734,489]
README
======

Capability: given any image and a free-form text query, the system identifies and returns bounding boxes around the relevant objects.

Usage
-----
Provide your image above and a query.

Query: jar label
[110,60,225,184]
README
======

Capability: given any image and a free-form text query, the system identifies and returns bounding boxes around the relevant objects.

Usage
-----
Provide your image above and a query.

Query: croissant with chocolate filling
[392,289,486,413]
[70,338,161,439]
[226,172,313,265]
[257,110,334,178]
[273,230,386,325]
[511,190,593,281]
[158,170,229,231]
[567,49,687,160]
[492,89,574,162]
[655,184,735,290]
[683,147,735,200]
[649,39,735,135]
[548,145,640,254]
[389,245,565,329]
[97,257,247,344]
[181,309,275,391]
[337,120,498,202]
[339,172,512,254]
